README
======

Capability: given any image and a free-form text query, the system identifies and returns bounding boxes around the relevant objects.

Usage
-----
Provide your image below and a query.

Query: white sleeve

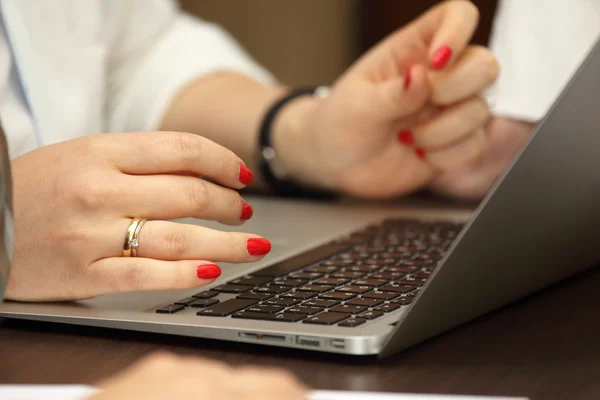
[487,0,600,122]
[105,0,275,133]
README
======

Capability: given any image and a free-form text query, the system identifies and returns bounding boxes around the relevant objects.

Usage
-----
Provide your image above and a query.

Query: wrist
[271,93,337,192]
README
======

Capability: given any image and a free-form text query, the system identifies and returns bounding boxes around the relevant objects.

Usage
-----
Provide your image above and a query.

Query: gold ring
[123,218,147,257]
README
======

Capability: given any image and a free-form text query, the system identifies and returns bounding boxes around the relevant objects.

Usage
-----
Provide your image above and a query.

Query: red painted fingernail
[404,67,413,90]
[415,148,426,160]
[432,45,452,69]
[397,130,415,146]
[197,264,221,280]
[247,238,271,256]
[239,164,254,186]
[241,201,253,221]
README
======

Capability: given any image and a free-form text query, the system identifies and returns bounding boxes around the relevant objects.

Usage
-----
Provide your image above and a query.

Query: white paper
[0,386,528,400]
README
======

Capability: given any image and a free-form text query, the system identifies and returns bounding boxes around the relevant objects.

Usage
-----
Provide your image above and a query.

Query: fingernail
[404,67,413,90]
[397,130,415,146]
[241,200,253,221]
[432,45,452,69]
[239,164,254,186]
[197,264,221,280]
[415,148,426,160]
[247,238,271,256]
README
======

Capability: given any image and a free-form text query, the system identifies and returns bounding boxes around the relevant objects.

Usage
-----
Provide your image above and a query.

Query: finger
[412,97,490,150]
[126,220,271,262]
[116,175,252,225]
[102,131,253,189]
[375,64,431,121]
[87,258,223,295]
[409,0,480,69]
[425,128,486,170]
[429,46,499,105]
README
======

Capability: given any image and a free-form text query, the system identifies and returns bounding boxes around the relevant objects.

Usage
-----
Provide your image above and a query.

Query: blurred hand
[276,0,499,199]
[89,352,308,400]
[6,132,271,301]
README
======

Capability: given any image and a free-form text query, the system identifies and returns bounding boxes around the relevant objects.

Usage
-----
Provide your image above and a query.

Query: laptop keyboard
[156,218,462,328]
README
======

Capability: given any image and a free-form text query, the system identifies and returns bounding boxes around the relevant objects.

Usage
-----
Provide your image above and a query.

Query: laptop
[2,39,600,358]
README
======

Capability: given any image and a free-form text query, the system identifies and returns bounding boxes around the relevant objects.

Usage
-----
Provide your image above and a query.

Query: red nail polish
[432,45,452,69]
[239,164,254,186]
[397,130,415,146]
[247,238,271,256]
[404,67,413,90]
[197,264,221,279]
[415,148,426,160]
[241,201,253,221]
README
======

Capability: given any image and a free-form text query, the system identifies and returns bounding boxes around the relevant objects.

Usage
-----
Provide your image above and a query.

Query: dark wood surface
[2,267,600,399]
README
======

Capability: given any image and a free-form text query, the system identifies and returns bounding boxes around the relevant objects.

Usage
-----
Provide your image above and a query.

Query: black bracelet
[258,88,339,199]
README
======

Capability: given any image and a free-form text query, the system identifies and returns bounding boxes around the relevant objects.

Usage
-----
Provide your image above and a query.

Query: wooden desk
[2,267,600,400]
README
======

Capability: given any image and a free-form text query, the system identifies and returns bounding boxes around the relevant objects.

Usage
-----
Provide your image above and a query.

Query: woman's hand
[274,0,499,199]
[6,131,271,302]
[89,352,308,400]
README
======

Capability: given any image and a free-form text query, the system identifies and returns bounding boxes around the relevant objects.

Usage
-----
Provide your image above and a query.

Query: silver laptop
[2,39,600,358]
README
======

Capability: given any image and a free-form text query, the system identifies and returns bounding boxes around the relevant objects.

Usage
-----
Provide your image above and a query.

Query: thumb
[375,64,431,121]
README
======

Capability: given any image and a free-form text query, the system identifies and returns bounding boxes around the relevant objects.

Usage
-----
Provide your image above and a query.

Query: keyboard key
[397,277,428,287]
[337,285,372,294]
[246,304,285,314]
[362,291,401,300]
[275,278,308,287]
[196,299,257,317]
[322,259,355,266]
[298,284,333,293]
[330,304,367,314]
[233,312,307,322]
[236,292,274,301]
[292,272,324,280]
[391,295,415,306]
[192,291,219,299]
[174,297,199,306]
[358,310,385,320]
[263,298,300,307]
[320,292,356,301]
[156,304,185,314]
[374,303,401,313]
[255,285,290,294]
[305,265,339,273]
[189,299,219,308]
[413,271,432,279]
[281,291,318,300]
[364,258,396,266]
[385,266,417,273]
[302,299,340,308]
[345,265,382,273]
[370,272,406,280]
[339,317,367,327]
[331,271,365,279]
[214,284,252,294]
[229,276,272,286]
[286,306,322,315]
[303,312,349,325]
[379,284,416,294]
[346,297,384,307]
[354,279,388,287]
[315,277,350,286]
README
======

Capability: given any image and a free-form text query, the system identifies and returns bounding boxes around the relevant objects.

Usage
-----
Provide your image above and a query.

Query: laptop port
[296,336,320,347]
[330,339,345,349]
[238,332,285,342]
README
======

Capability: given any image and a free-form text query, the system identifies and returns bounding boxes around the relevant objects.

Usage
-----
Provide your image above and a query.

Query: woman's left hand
[274,0,499,199]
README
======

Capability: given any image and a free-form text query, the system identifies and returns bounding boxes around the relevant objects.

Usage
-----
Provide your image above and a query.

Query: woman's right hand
[89,352,308,400]
[6,131,271,302]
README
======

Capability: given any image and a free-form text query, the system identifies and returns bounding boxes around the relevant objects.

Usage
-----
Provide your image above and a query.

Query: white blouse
[0,0,273,159]
[488,0,600,122]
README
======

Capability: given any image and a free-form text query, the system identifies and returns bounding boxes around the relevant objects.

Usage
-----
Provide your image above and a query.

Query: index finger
[408,0,480,69]
[101,131,253,189]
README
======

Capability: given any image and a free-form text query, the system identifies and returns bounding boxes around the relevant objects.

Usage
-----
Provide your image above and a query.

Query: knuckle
[122,263,148,291]
[173,133,202,163]
[187,181,210,212]
[162,228,191,258]
[472,46,500,83]
[456,0,480,23]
